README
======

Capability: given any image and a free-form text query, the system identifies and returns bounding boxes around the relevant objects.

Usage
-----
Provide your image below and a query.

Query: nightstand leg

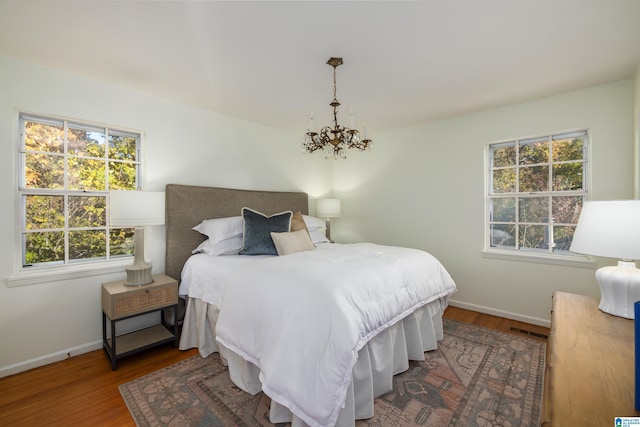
[173,303,178,347]
[110,318,117,370]
[102,312,106,349]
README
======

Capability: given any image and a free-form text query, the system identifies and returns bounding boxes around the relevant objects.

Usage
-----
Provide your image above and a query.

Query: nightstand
[102,274,179,370]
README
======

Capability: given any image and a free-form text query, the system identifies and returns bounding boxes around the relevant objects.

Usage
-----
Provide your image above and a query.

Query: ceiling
[1,1,639,134]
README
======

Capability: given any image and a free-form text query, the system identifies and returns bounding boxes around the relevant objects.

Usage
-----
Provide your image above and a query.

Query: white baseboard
[448,298,551,328]
[0,340,102,379]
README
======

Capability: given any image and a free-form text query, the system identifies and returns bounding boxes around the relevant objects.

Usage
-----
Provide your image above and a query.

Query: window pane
[24,121,64,153]
[69,230,106,261]
[519,138,548,165]
[552,162,583,191]
[490,198,515,222]
[68,126,106,157]
[552,134,584,162]
[109,161,137,190]
[109,135,137,161]
[24,231,64,265]
[110,228,134,256]
[492,168,516,193]
[491,142,515,167]
[25,153,64,189]
[553,225,575,251]
[519,224,547,250]
[491,224,515,248]
[552,196,582,224]
[69,195,106,228]
[68,157,106,191]
[25,195,64,229]
[519,165,548,192]
[519,197,548,223]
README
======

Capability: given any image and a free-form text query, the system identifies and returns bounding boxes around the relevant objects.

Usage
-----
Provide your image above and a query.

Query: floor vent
[510,327,548,339]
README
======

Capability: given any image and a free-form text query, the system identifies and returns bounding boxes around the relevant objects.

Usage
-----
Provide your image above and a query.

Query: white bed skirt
[179,297,447,426]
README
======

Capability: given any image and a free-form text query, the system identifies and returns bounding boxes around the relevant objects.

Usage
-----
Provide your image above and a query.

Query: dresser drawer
[102,274,178,320]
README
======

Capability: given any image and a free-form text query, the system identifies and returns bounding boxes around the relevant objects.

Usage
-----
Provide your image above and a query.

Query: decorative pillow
[303,214,326,232]
[270,229,315,256]
[290,211,309,233]
[192,235,243,256]
[192,216,243,243]
[238,208,293,255]
[309,230,331,244]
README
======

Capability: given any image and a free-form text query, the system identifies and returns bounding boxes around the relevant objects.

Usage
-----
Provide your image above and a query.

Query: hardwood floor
[444,305,549,342]
[0,307,549,426]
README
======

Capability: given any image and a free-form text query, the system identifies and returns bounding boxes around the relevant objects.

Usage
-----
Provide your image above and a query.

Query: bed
[165,184,457,427]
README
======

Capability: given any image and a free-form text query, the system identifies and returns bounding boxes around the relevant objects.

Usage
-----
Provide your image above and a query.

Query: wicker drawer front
[102,275,178,320]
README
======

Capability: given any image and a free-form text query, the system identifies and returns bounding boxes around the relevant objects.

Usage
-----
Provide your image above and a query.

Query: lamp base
[124,227,154,286]
[124,263,154,286]
[596,261,640,319]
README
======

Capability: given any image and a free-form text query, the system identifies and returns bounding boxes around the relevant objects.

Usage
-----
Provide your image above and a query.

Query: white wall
[332,79,635,325]
[0,55,331,375]
[1,52,636,376]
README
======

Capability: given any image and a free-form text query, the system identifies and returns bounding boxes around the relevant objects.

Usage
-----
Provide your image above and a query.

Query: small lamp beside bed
[109,191,165,286]
[316,198,341,242]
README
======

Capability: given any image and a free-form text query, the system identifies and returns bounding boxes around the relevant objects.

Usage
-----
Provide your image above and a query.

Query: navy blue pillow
[238,208,293,255]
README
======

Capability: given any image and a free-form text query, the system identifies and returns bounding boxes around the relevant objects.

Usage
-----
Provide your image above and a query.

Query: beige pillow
[270,229,315,256]
[290,211,309,232]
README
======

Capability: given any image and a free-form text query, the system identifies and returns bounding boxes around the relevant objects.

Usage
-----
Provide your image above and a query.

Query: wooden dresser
[542,291,638,425]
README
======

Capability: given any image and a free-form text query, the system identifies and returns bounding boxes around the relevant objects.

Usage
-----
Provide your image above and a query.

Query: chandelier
[302,57,372,160]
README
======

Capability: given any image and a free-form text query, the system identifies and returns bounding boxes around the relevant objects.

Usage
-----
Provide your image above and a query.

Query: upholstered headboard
[165,184,309,282]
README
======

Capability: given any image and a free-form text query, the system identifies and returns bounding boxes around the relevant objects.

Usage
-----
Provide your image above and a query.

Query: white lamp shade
[109,191,165,227]
[570,200,640,260]
[316,198,341,219]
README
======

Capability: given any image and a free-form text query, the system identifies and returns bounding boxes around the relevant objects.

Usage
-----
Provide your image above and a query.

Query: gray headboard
[165,184,309,282]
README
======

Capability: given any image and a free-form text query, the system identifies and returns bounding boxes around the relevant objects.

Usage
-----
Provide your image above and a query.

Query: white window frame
[483,129,594,267]
[8,112,144,287]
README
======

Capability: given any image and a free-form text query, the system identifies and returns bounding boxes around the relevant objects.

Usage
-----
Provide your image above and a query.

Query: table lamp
[570,200,640,318]
[316,198,341,242]
[109,191,165,286]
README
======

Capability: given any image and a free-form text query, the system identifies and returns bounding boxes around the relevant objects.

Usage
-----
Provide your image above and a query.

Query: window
[18,113,141,270]
[486,130,588,258]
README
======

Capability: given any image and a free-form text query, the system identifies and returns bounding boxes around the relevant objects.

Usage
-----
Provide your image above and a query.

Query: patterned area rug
[119,319,545,426]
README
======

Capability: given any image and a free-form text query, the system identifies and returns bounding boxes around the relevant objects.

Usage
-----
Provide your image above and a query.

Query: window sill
[5,258,132,287]
[481,249,597,268]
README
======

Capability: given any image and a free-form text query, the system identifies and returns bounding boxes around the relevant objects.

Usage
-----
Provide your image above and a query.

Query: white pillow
[270,229,316,256]
[309,230,330,244]
[192,235,243,256]
[303,215,326,232]
[192,216,243,243]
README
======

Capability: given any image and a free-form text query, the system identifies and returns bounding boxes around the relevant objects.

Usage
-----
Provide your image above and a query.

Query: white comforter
[210,243,456,427]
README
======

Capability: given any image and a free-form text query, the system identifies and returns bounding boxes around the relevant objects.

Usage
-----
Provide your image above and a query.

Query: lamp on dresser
[570,200,640,318]
[316,198,341,242]
[109,191,165,286]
